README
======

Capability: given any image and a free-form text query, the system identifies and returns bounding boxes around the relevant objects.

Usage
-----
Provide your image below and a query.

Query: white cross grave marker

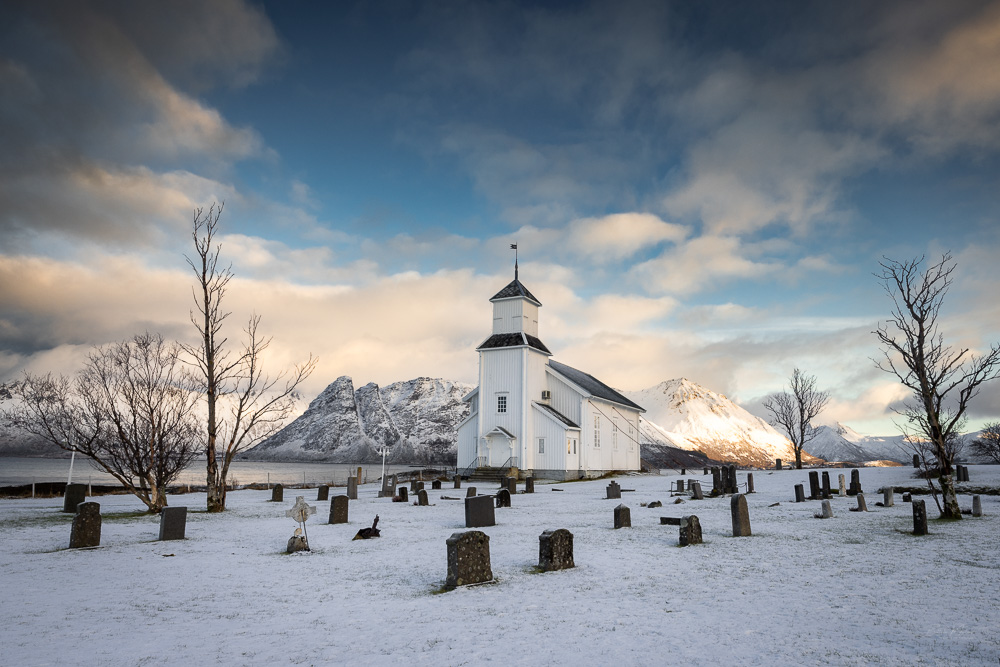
[286,496,317,548]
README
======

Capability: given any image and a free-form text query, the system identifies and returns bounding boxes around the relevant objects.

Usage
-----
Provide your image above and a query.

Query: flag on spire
[511,243,518,279]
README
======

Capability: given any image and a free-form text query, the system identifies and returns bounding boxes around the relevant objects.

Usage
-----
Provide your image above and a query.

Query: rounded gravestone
[69,502,101,548]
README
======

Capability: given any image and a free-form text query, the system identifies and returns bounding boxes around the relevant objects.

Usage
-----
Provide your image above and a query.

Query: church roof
[477,332,552,355]
[548,360,644,412]
[533,402,580,428]
[490,278,542,306]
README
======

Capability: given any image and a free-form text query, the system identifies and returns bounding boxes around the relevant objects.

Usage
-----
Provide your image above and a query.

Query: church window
[538,437,545,454]
[613,419,618,450]
[497,395,507,413]
[594,415,601,448]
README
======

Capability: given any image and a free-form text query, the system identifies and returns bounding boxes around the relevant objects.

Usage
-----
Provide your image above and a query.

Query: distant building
[457,269,644,480]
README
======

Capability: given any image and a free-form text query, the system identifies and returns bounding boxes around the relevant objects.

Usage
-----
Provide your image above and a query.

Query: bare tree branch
[763,367,829,469]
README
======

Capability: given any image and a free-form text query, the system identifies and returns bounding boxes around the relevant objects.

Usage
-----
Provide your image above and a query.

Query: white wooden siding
[491,298,539,336]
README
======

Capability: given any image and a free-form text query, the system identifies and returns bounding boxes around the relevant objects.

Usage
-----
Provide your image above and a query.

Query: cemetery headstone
[883,487,894,507]
[69,501,101,548]
[775,458,782,470]
[432,480,442,490]
[815,500,834,519]
[730,493,751,537]
[329,495,349,524]
[538,529,574,571]
[961,465,970,482]
[418,489,429,506]
[158,506,187,540]
[415,481,425,492]
[719,466,729,494]
[711,467,722,494]
[678,515,702,546]
[495,488,511,508]
[913,453,920,468]
[317,485,330,501]
[849,469,862,496]
[902,492,912,503]
[681,468,686,475]
[466,486,477,498]
[854,493,868,512]
[271,484,284,502]
[397,487,408,502]
[62,483,87,513]
[453,475,461,489]
[747,473,755,494]
[606,481,622,500]
[794,484,805,503]
[465,494,496,528]
[731,494,751,537]
[410,479,418,492]
[676,479,685,492]
[506,477,517,496]
[727,464,738,494]
[525,477,534,493]
[614,504,631,529]
[912,499,928,535]
[838,474,846,497]
[285,496,317,551]
[808,471,821,500]
[690,481,704,500]
[821,471,831,499]
[972,495,982,517]
[703,467,709,475]
[352,515,380,540]
[445,531,493,589]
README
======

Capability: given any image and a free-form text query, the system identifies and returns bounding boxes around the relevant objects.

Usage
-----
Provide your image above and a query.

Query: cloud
[564,213,688,263]
[631,235,780,295]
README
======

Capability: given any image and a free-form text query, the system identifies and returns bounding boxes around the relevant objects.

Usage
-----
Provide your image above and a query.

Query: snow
[3,467,999,665]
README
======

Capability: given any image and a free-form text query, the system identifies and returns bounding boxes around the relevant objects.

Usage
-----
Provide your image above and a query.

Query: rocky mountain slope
[809,423,910,464]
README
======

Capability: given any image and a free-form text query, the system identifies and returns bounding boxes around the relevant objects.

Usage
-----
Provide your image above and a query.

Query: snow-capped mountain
[802,424,877,463]
[243,376,473,463]
[625,378,818,469]
[832,422,910,463]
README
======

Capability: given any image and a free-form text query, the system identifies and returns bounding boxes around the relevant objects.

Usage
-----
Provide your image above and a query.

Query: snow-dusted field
[2,466,998,666]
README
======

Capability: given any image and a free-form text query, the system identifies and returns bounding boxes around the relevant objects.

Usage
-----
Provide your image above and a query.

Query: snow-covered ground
[2,466,998,666]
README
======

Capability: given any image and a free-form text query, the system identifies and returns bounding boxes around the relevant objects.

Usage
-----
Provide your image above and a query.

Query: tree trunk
[937,471,962,519]
[795,448,803,469]
[152,486,168,514]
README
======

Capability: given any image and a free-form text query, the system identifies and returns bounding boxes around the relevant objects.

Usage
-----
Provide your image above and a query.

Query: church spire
[510,243,518,280]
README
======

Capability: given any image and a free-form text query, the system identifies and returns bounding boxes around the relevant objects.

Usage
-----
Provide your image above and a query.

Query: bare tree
[971,421,1000,464]
[183,203,317,512]
[763,368,830,469]
[5,333,199,513]
[874,253,1000,519]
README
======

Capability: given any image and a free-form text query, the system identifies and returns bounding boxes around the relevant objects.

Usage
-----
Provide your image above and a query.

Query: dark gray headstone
[855,493,868,512]
[317,485,330,501]
[415,481,425,492]
[912,499,928,535]
[63,484,87,513]
[158,506,187,540]
[703,467,709,475]
[466,486,477,498]
[747,473,754,494]
[821,471,831,499]
[775,458,782,471]
[606,481,622,500]
[271,484,284,502]
[815,500,833,519]
[660,516,682,525]
[410,479,418,492]
[849,469,861,496]
[794,484,805,503]
[614,504,631,529]
[329,495,349,524]
[961,465,970,482]
[453,475,461,489]
[432,480,442,490]
[676,479,685,492]
[690,481,704,500]
[496,488,511,508]
[446,531,493,588]
[506,477,517,496]
[418,489,429,506]
[883,487,894,507]
[538,529,574,571]
[727,464,738,494]
[902,492,912,503]
[913,453,920,468]
[347,477,359,500]
[808,471,821,500]
[465,494,496,528]
[972,495,982,517]
[681,468,686,475]
[69,502,101,548]
[525,477,534,493]
[397,487,408,502]
[679,515,702,546]
[711,467,721,494]
[731,494,751,537]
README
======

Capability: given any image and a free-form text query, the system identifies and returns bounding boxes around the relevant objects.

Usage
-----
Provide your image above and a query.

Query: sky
[2,0,1000,436]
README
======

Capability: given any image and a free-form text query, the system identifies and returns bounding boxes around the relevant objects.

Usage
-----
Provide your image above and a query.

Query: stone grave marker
[731,494,751,537]
[808,471,821,500]
[465,494,496,528]
[794,484,805,503]
[69,501,101,548]
[432,480,442,490]
[821,471,831,499]
[676,479,685,493]
[961,465,970,482]
[271,484,284,502]
[679,515,702,546]
[415,481,425,492]
[466,486,477,498]
[453,475,461,489]
[63,483,87,513]
[838,474,846,497]
[853,493,868,512]
[352,515,380,540]
[329,495,349,524]
[614,504,631,529]
[972,495,982,517]
[747,473,755,494]
[317,485,330,501]
[418,489,430,506]
[848,469,862,496]
[690,481,704,500]
[410,479,418,492]
[538,529,574,571]
[775,458,782,470]
[445,531,493,589]
[815,500,834,519]
[913,453,920,468]
[506,477,517,496]
[883,488,894,507]
[606,481,622,500]
[902,492,911,503]
[525,477,534,493]
[681,468,686,475]
[912,499,928,535]
[711,467,722,494]
[727,464,738,494]
[703,467,709,475]
[397,487,408,503]
[495,488,511,508]
[285,496,317,552]
[158,506,187,541]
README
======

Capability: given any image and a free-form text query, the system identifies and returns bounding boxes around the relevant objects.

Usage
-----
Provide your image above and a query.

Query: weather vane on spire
[510,242,518,280]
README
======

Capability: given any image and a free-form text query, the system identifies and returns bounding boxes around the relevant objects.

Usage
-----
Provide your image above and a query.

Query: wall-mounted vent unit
[541,390,551,400]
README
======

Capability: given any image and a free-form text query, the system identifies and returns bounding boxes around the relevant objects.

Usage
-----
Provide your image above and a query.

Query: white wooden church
[457,267,644,480]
